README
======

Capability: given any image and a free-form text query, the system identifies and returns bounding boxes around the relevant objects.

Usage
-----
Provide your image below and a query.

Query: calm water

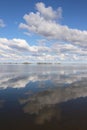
[0,64,87,130]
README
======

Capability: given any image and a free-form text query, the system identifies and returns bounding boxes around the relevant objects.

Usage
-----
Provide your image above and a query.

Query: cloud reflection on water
[0,65,87,126]
[0,65,87,89]
[19,79,87,124]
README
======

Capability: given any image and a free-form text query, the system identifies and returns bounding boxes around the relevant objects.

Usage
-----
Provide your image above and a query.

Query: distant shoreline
[0,62,87,65]
[0,62,61,65]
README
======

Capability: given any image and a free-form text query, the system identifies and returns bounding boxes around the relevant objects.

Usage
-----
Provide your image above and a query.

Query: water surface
[0,64,87,130]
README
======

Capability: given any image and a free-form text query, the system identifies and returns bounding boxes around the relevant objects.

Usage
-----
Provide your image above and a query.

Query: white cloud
[0,38,51,62]
[0,3,87,63]
[0,19,6,28]
[0,37,87,62]
[36,2,62,20]
[19,2,87,48]
[18,2,87,62]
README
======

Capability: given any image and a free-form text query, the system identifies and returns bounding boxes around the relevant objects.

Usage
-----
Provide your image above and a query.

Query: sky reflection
[0,64,87,90]
[0,64,87,129]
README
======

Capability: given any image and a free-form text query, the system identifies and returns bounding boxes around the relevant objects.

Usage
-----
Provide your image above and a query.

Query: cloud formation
[0,2,87,62]
[0,38,52,62]
[36,2,62,20]
[19,2,87,47]
[0,37,87,62]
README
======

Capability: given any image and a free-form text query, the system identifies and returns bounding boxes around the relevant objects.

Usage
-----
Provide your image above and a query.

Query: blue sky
[0,0,87,63]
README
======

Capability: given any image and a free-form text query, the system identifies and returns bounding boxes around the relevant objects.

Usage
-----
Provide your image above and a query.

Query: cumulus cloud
[0,38,52,62]
[0,19,6,27]
[0,37,87,62]
[0,3,87,63]
[36,2,62,20]
[19,2,87,48]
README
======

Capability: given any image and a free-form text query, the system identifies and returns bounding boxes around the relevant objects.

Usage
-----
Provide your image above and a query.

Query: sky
[0,0,87,63]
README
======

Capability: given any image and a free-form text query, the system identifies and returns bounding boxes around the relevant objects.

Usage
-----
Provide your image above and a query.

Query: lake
[0,64,87,130]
